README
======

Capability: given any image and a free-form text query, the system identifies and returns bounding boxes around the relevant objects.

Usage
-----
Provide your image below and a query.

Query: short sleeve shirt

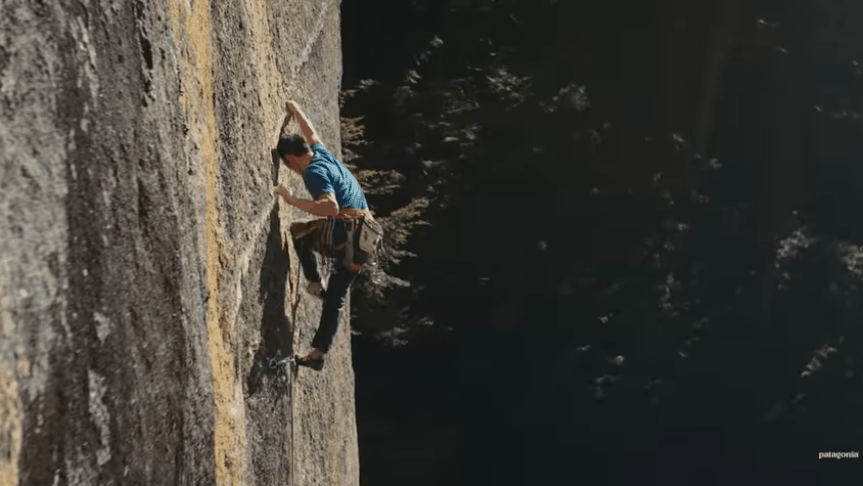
[302,144,368,210]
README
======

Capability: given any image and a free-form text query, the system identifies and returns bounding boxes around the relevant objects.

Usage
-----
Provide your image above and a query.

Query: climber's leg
[290,220,324,284]
[310,265,358,354]
[295,219,363,371]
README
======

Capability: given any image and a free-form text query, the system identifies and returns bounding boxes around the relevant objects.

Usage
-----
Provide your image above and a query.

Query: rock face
[0,0,358,484]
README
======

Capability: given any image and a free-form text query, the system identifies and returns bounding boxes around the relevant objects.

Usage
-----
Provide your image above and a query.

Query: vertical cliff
[0,0,358,484]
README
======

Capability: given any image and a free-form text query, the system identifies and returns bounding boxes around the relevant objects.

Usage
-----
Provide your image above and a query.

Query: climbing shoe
[307,281,326,300]
[294,351,325,371]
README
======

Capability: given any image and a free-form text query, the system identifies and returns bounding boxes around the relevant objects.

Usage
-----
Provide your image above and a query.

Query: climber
[274,100,383,371]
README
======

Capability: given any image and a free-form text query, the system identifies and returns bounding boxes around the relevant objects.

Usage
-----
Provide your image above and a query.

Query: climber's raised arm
[286,100,324,148]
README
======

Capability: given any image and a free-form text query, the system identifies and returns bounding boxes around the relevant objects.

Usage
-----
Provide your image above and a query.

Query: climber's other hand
[274,185,293,204]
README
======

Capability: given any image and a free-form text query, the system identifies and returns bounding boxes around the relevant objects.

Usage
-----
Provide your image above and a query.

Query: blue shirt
[302,144,368,210]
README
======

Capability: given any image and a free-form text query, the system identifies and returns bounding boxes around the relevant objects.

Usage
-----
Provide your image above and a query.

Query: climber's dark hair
[276,134,311,158]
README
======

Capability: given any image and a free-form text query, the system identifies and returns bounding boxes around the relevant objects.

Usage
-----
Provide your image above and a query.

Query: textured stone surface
[0,0,357,484]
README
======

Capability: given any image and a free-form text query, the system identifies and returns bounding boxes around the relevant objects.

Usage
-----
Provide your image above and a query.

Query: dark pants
[291,219,361,354]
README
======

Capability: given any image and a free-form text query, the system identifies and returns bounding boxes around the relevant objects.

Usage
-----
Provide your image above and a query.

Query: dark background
[340,0,863,484]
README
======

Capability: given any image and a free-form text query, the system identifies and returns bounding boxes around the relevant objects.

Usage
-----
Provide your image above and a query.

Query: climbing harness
[291,216,383,269]
[358,217,384,262]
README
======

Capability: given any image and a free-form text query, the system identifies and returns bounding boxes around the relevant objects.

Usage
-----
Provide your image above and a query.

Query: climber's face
[282,154,303,175]
[281,151,312,175]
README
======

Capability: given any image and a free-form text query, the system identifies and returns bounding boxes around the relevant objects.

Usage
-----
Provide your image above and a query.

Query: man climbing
[274,100,383,371]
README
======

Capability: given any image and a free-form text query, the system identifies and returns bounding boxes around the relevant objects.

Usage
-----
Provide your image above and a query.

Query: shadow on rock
[248,191,294,397]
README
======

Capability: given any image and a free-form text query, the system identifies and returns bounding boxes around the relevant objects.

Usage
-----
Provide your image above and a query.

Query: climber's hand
[281,111,293,130]
[274,185,294,204]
